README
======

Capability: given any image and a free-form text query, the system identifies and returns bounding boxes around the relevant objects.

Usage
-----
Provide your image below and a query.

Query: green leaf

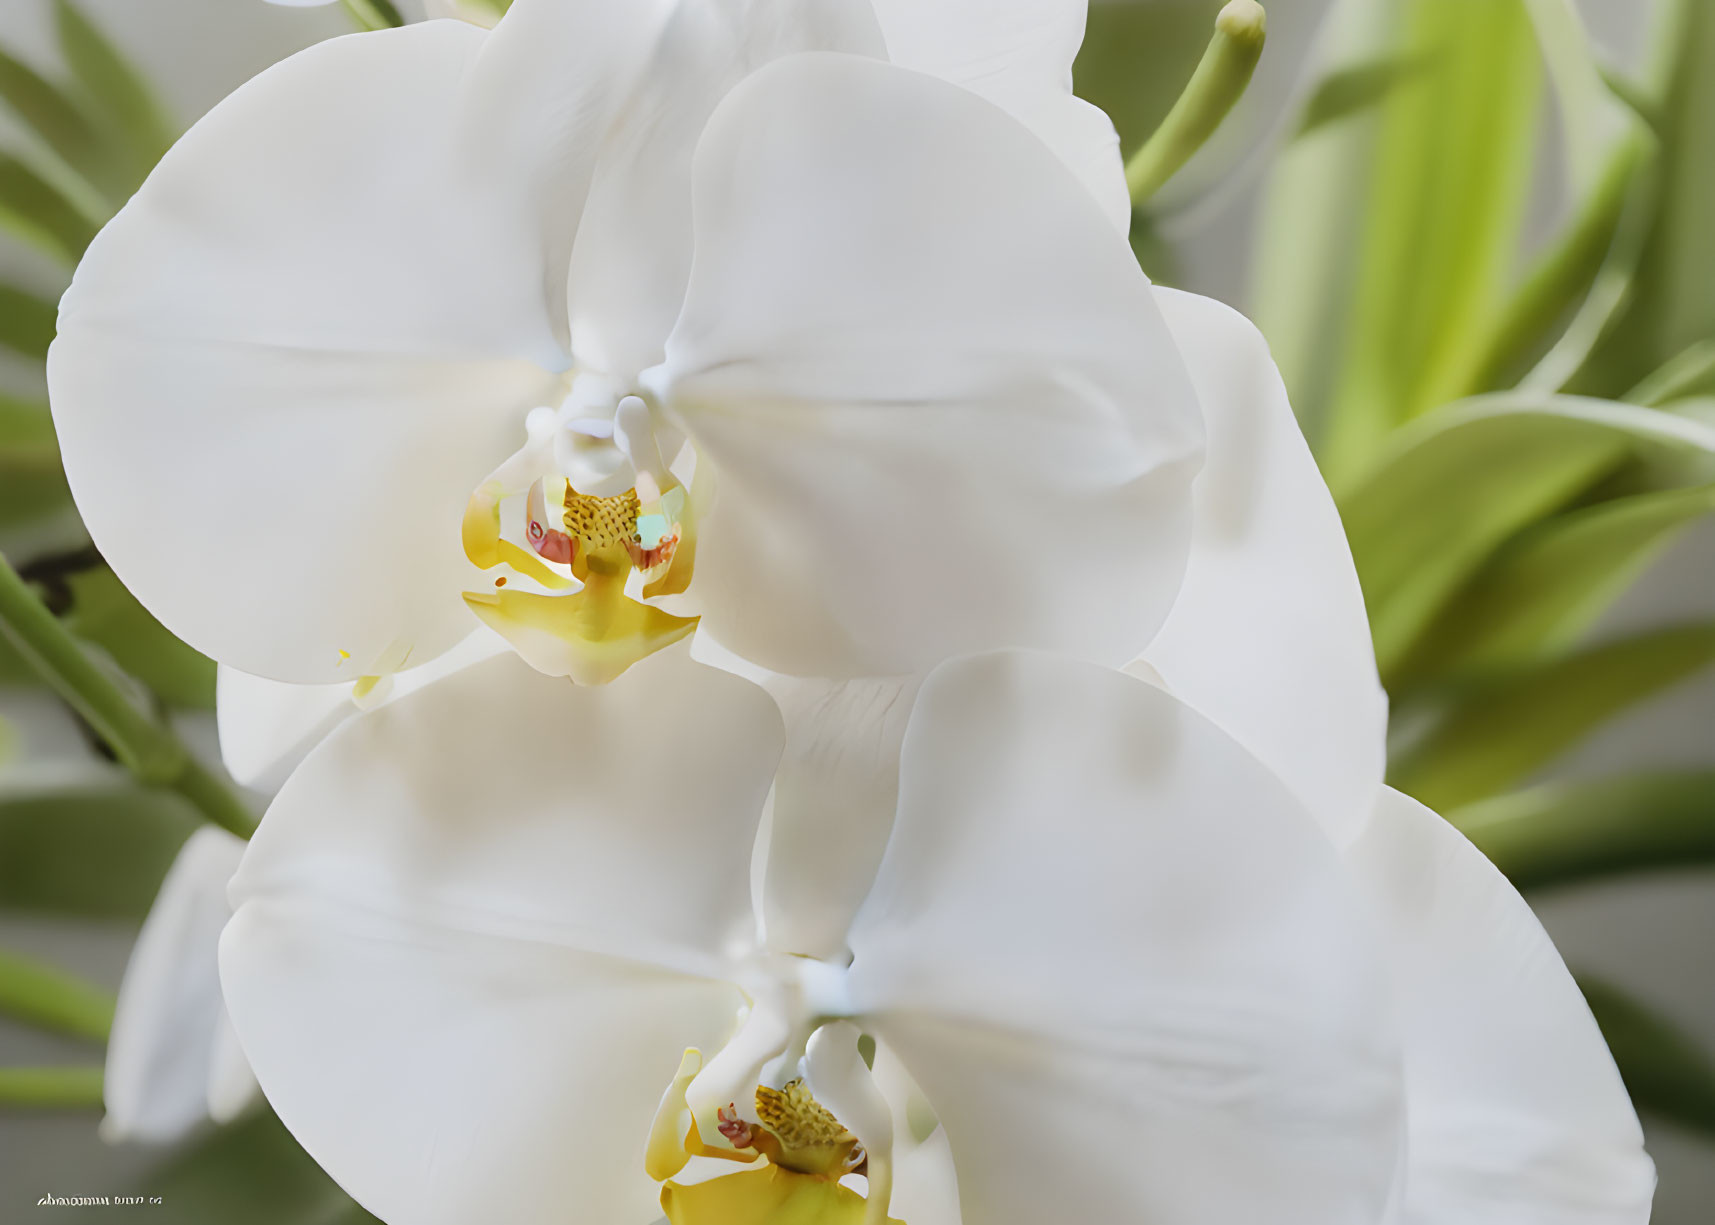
[0,150,97,263]
[0,282,57,361]
[1450,771,1715,890]
[1397,482,1715,684]
[1390,623,1715,810]
[53,0,176,184]
[1316,0,1542,480]
[0,782,196,920]
[1628,339,1715,405]
[0,391,58,465]
[0,947,114,1041]
[1258,0,1642,472]
[338,0,406,32]
[0,45,116,199]
[135,1110,382,1225]
[1340,394,1715,677]
[1453,0,1649,395]
[1575,0,1715,396]
[62,567,216,709]
[1295,53,1429,137]
[1252,1,1399,444]
[1579,975,1715,1136]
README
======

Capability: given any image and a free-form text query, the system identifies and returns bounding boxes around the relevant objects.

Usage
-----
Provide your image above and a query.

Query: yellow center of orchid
[648,1052,904,1225]
[458,394,706,685]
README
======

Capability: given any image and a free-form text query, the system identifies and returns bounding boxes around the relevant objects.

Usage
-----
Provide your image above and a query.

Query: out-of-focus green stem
[1628,339,1715,404]
[0,1066,104,1109]
[0,950,114,1042]
[1464,130,1649,393]
[340,0,404,31]
[1125,0,1267,202]
[0,554,255,837]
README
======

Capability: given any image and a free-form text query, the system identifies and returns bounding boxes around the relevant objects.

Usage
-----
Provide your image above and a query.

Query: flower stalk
[0,554,256,837]
[1125,0,1267,203]
[0,1066,105,1109]
[0,949,114,1043]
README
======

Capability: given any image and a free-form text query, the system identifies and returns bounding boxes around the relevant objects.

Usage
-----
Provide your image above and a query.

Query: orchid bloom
[216,637,1652,1225]
[49,0,1196,696]
[102,828,260,1143]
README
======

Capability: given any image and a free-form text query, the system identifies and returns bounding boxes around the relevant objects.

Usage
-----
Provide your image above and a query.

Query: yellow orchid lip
[649,1055,901,1225]
[459,419,701,684]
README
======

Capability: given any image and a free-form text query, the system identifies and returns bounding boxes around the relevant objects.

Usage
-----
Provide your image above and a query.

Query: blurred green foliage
[1078,0,1715,1142]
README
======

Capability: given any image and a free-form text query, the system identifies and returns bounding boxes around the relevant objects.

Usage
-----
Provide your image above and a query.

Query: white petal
[1347,788,1655,1225]
[866,0,1128,230]
[665,54,1201,678]
[221,645,779,1223]
[204,1008,261,1127]
[103,827,247,1144]
[567,0,883,381]
[49,23,563,684]
[228,644,782,970]
[1140,288,1388,847]
[224,904,742,1225]
[215,627,510,793]
[457,0,689,352]
[848,651,1403,1225]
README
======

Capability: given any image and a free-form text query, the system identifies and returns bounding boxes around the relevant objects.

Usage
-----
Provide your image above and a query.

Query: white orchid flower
[719,281,1396,960]
[50,0,1192,697]
[215,642,1651,1225]
[101,827,260,1143]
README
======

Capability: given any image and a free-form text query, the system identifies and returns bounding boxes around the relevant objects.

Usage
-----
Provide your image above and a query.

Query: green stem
[0,554,255,837]
[340,0,405,31]
[0,1066,104,1109]
[1124,0,1267,202]
[0,950,114,1042]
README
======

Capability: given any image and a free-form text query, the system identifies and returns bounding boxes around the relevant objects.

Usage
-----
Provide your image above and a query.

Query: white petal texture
[665,53,1202,679]
[49,21,562,684]
[865,0,1129,230]
[215,626,510,793]
[1347,788,1654,1225]
[846,651,1404,1225]
[566,0,884,381]
[1140,288,1387,847]
[103,828,257,1143]
[221,646,782,1224]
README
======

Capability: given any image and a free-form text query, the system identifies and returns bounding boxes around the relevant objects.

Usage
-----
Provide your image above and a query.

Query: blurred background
[0,0,1710,1220]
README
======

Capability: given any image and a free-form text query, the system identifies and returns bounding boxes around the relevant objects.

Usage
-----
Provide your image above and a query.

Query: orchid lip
[457,390,698,684]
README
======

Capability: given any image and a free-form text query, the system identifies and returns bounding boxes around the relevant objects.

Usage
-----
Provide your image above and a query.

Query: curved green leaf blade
[1399,482,1715,683]
[1316,0,1542,478]
[1629,339,1715,406]
[1579,975,1715,1137]
[1450,771,1715,890]
[1294,52,1428,137]
[0,282,57,361]
[1391,623,1715,811]
[0,781,196,919]
[1341,394,1715,677]
[0,150,97,263]
[53,0,175,185]
[1576,0,1715,396]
